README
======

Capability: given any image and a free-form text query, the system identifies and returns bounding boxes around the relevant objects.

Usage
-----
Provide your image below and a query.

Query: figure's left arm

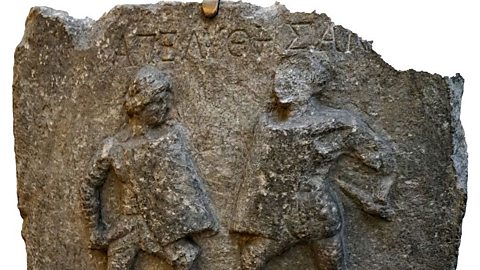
[335,117,397,220]
[80,138,115,249]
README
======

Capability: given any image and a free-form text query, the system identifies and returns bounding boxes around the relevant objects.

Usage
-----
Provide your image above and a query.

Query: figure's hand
[91,138,114,171]
[374,174,395,203]
[337,179,395,221]
[90,230,108,250]
[371,201,395,221]
[372,174,396,220]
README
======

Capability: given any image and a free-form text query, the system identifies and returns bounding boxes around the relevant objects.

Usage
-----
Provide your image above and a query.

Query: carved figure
[231,53,397,270]
[81,66,218,270]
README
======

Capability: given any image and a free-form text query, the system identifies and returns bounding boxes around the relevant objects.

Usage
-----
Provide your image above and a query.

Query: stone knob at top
[202,0,220,18]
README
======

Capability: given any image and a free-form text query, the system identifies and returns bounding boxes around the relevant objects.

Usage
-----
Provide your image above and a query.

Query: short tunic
[231,109,378,241]
[108,123,218,246]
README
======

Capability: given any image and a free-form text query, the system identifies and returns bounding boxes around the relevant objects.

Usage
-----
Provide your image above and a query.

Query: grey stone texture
[13,2,467,270]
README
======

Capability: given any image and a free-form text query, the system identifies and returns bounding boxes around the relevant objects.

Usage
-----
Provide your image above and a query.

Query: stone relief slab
[13,2,467,270]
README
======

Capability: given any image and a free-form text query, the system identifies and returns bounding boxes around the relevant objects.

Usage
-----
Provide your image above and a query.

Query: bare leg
[310,233,347,270]
[241,237,293,270]
[107,234,139,270]
[161,238,200,270]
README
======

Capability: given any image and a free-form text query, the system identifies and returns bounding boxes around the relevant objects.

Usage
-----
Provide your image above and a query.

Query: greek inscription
[317,23,337,51]
[118,34,133,66]
[183,31,206,60]
[227,28,273,57]
[282,22,370,54]
[159,30,177,62]
[119,24,371,65]
[286,22,314,51]
[228,29,250,57]
[252,38,272,55]
[124,33,158,66]
[120,26,316,63]
[122,29,179,64]
[251,24,273,56]
[251,37,273,55]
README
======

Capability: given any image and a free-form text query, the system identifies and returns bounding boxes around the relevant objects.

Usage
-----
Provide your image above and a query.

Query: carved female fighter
[81,66,218,270]
[231,53,396,270]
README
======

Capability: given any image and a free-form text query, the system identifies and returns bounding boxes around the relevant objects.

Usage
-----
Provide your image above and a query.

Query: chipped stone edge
[17,6,94,50]
[446,74,468,194]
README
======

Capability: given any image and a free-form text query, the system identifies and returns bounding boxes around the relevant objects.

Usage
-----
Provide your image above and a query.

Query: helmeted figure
[81,66,218,270]
[231,53,397,270]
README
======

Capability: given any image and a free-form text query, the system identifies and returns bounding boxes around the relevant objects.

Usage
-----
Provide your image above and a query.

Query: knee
[107,237,139,270]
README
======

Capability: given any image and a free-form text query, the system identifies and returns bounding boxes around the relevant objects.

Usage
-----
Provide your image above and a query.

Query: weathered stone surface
[13,2,467,270]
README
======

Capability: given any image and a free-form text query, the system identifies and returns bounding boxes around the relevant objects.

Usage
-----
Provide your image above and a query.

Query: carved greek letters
[281,21,371,54]
[228,30,250,57]
[124,33,157,66]
[227,28,273,58]
[159,30,177,61]
[286,22,313,51]
[120,23,373,63]
[122,30,178,66]
[183,31,206,60]
[251,36,272,55]
[122,26,275,63]
[316,23,337,51]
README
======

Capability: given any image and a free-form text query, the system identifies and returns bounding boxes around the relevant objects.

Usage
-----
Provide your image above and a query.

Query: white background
[0,0,478,268]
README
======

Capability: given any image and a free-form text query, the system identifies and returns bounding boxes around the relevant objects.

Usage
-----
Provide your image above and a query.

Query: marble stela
[13,2,467,270]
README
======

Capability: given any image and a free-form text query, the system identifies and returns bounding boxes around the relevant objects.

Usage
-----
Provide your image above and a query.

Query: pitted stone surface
[13,2,467,270]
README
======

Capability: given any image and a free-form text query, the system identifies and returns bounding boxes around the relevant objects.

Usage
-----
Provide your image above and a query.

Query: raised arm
[80,138,114,249]
[317,110,397,220]
[343,121,397,219]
